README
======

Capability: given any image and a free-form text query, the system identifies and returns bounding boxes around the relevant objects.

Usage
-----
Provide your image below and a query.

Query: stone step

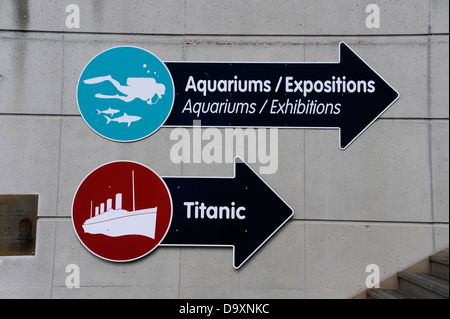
[430,256,449,280]
[398,272,449,299]
[367,289,414,299]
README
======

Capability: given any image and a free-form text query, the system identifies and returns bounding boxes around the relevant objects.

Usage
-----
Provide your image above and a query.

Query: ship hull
[83,208,157,239]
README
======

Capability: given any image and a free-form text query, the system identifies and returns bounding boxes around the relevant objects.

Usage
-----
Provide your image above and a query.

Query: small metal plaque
[0,195,38,256]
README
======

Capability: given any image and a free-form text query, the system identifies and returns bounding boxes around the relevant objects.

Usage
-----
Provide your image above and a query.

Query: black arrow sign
[160,157,293,269]
[164,42,399,149]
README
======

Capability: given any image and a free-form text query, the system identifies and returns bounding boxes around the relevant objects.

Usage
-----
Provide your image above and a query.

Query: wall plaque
[0,195,38,256]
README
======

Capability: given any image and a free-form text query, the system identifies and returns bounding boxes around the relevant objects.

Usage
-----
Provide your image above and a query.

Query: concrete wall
[0,0,448,299]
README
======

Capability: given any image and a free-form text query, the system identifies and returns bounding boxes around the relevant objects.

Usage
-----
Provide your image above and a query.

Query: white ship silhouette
[82,171,157,239]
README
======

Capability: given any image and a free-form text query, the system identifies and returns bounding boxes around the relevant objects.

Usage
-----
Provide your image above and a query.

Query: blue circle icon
[77,46,174,142]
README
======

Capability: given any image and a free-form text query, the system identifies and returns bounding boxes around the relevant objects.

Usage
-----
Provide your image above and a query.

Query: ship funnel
[115,193,122,210]
[100,203,105,214]
[107,198,112,211]
[95,206,99,216]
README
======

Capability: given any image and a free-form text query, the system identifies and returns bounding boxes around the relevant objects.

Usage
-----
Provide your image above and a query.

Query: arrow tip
[337,42,400,150]
[232,157,294,269]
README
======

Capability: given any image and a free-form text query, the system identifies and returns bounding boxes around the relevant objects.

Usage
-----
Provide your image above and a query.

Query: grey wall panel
[0,0,447,299]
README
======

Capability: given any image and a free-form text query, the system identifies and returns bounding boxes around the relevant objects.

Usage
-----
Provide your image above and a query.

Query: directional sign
[164,42,399,149]
[161,158,294,269]
[77,43,399,148]
[72,159,293,268]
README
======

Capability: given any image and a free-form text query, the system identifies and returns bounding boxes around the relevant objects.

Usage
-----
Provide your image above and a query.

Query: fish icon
[105,113,141,127]
[97,107,121,116]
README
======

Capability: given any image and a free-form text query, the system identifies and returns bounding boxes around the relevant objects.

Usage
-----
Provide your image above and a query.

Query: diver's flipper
[84,76,111,84]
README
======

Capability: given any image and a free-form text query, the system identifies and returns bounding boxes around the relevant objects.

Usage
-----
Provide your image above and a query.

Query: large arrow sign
[164,42,399,149]
[160,158,294,269]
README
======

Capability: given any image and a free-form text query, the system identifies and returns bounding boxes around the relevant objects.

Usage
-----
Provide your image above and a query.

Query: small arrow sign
[160,157,294,269]
[164,42,399,149]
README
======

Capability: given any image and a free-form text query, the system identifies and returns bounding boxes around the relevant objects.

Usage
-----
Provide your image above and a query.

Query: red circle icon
[72,161,172,262]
